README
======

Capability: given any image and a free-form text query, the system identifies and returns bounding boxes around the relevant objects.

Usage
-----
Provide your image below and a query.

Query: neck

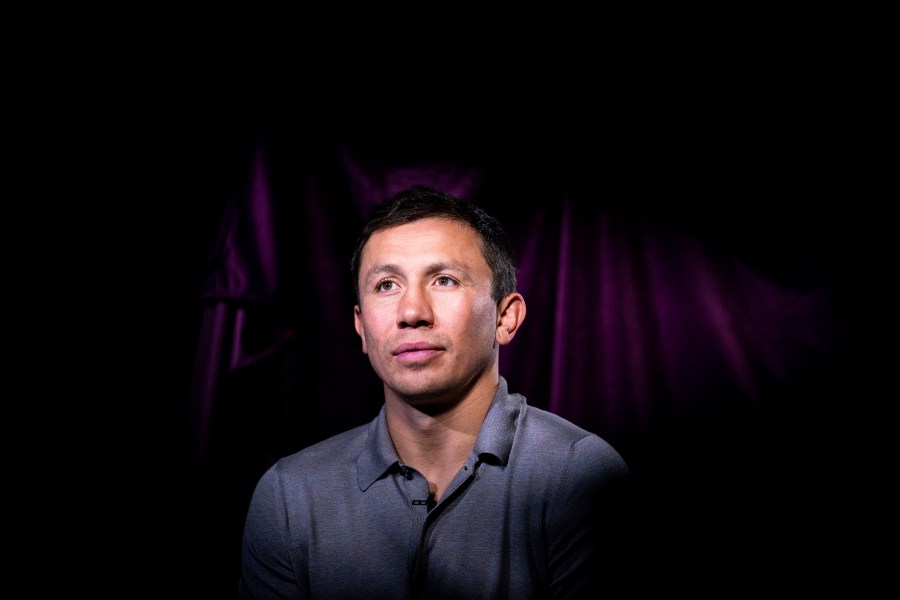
[385,376,498,500]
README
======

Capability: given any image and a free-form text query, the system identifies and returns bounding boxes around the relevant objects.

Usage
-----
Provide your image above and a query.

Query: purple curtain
[174,126,864,596]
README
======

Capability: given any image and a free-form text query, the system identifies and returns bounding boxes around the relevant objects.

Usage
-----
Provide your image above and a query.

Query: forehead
[361,217,487,269]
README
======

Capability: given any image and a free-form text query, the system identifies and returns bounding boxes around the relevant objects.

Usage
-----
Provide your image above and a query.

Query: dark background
[59,40,886,598]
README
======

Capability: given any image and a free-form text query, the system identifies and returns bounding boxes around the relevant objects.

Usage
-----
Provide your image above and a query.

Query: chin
[389,376,454,405]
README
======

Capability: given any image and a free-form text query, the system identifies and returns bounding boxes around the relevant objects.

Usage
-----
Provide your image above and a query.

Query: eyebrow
[363,261,472,286]
[363,263,403,286]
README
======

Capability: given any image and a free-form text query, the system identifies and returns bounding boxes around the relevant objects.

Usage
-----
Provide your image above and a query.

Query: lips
[392,342,442,355]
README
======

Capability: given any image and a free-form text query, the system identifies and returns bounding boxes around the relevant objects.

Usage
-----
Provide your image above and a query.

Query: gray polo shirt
[239,377,631,600]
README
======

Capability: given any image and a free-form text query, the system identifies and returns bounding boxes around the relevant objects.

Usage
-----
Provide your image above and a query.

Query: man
[238,185,631,599]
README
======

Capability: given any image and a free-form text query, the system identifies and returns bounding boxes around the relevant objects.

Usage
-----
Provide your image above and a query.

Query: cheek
[370,306,395,327]
[466,296,499,335]
[359,306,393,346]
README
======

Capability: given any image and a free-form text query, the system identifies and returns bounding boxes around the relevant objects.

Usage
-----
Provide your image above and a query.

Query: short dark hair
[350,185,517,304]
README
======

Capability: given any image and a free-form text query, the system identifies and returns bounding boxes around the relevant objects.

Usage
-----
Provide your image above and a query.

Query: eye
[434,276,458,287]
[375,280,397,292]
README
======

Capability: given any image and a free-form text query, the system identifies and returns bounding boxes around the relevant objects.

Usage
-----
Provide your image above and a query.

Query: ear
[495,292,526,346]
[354,305,369,354]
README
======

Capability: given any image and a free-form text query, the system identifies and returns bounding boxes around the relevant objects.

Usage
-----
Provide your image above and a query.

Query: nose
[398,285,434,328]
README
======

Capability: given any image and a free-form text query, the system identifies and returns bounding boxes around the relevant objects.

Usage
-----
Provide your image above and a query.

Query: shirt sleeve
[544,434,633,600]
[238,466,307,599]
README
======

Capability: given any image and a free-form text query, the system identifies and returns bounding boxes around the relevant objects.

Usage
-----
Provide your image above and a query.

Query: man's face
[354,217,500,407]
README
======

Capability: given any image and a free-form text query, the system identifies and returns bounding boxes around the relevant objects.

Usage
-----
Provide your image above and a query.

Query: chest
[295,467,550,599]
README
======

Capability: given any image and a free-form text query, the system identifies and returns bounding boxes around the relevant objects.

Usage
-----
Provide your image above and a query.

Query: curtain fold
[183,128,859,596]
[190,130,851,468]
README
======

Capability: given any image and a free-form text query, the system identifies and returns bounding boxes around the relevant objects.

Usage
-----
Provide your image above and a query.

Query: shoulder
[264,422,371,484]
[243,422,374,535]
[517,399,630,481]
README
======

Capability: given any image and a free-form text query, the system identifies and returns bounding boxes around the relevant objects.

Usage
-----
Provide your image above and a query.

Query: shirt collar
[356,404,400,491]
[471,376,519,467]
[356,376,523,492]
